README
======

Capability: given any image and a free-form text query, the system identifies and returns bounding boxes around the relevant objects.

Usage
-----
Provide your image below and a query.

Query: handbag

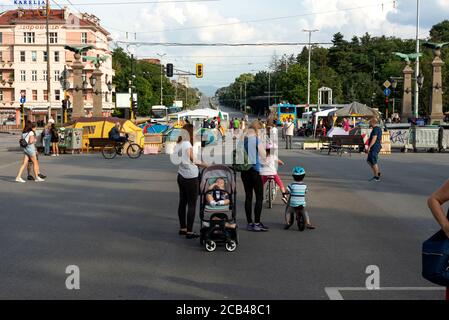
[422,210,449,286]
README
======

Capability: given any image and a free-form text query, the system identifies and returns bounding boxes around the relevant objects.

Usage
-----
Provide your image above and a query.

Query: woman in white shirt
[16,122,45,183]
[173,124,208,239]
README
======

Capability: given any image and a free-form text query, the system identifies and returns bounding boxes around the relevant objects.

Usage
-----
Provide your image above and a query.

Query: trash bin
[58,128,83,154]
[439,125,449,152]
[410,126,439,152]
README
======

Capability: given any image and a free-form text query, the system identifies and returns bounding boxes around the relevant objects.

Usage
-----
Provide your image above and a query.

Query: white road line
[325,287,446,300]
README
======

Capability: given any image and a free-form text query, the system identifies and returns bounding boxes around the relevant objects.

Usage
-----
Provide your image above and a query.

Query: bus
[273,103,299,125]
[150,105,168,123]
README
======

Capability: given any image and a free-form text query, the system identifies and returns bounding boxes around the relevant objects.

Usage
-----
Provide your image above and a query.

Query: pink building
[0,7,115,126]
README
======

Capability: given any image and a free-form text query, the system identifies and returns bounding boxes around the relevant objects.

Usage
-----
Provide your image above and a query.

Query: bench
[88,138,112,150]
[322,135,365,156]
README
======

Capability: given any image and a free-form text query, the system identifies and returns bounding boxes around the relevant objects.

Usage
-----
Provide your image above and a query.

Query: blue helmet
[292,167,306,176]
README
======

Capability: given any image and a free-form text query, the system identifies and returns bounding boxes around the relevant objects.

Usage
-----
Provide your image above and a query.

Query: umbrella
[335,102,380,118]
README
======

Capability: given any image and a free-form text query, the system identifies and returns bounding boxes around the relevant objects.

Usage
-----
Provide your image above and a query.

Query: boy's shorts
[367,149,380,166]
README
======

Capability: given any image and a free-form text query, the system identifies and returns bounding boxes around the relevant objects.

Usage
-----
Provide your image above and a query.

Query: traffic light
[131,99,137,111]
[166,63,174,78]
[20,104,24,113]
[196,63,203,79]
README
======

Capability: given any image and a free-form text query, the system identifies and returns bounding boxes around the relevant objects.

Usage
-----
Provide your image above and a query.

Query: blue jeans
[43,135,51,155]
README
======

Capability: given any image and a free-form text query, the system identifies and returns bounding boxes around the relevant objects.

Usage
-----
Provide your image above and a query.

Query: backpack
[19,132,29,148]
[422,210,449,286]
[232,141,253,172]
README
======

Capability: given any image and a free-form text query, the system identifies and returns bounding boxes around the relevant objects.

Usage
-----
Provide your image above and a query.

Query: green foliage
[218,20,449,116]
[112,48,199,116]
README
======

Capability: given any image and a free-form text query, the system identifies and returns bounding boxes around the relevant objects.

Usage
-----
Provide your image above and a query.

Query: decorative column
[430,48,445,124]
[92,66,103,118]
[402,61,414,122]
[72,52,85,119]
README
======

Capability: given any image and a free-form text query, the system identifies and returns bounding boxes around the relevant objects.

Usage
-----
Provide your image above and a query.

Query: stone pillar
[72,53,84,119]
[430,49,445,124]
[92,67,103,118]
[402,61,414,122]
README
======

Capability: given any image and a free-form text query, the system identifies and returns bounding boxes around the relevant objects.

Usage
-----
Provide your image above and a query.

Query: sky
[2,0,449,92]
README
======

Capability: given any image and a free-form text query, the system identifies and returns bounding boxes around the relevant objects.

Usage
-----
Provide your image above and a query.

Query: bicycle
[102,139,143,160]
[285,201,307,232]
[264,176,279,209]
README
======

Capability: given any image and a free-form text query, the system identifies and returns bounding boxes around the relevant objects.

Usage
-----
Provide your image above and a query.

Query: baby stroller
[199,165,238,252]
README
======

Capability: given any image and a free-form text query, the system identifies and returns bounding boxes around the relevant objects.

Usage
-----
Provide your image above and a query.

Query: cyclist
[108,122,128,154]
[260,144,289,204]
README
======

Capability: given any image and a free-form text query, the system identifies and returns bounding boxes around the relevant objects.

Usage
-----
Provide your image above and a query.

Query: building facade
[0,7,115,126]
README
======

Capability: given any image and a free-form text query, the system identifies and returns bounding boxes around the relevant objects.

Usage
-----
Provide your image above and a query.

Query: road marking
[325,287,446,300]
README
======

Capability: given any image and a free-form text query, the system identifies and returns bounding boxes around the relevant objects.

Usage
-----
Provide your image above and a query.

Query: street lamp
[157,53,167,105]
[303,29,319,112]
[89,74,97,88]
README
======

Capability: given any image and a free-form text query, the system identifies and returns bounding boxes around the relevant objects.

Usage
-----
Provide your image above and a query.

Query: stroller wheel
[225,240,238,252]
[205,240,217,252]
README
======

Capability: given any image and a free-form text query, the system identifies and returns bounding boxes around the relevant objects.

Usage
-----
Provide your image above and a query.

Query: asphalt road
[0,107,448,300]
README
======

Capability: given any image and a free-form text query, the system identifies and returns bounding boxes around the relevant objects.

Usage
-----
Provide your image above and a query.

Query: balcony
[0,61,14,69]
[0,79,14,88]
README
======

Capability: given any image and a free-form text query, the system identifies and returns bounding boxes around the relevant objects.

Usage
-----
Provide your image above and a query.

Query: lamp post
[303,29,319,112]
[157,53,167,105]
[414,0,421,119]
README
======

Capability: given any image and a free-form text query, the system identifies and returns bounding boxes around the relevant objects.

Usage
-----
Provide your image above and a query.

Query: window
[54,51,59,62]
[105,92,109,102]
[43,51,48,62]
[81,32,87,44]
[20,51,25,62]
[20,70,26,82]
[31,51,37,62]
[0,32,2,44]
[0,90,3,101]
[20,90,26,100]
[54,70,60,82]
[55,89,61,101]
[31,70,37,82]
[23,32,35,44]
[0,72,3,81]
[43,70,47,81]
[49,32,58,44]
[32,90,37,101]
[43,90,48,101]
[82,71,86,83]
[0,52,2,62]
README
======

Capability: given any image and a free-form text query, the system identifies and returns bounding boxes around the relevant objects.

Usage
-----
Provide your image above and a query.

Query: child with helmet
[285,167,316,230]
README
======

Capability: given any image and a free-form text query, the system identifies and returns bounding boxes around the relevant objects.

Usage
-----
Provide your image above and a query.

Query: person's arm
[428,180,449,238]
[278,159,285,166]
[29,132,36,145]
[189,147,208,168]
[367,129,380,152]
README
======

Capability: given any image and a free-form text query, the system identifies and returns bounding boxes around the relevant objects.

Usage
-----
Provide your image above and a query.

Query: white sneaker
[15,177,26,183]
[35,177,45,182]
[52,154,57,157]
[56,154,60,157]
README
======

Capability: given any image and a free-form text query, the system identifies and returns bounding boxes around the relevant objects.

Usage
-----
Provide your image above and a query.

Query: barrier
[440,128,449,151]
[380,132,392,155]
[386,124,412,150]
[411,126,439,151]
[144,134,163,154]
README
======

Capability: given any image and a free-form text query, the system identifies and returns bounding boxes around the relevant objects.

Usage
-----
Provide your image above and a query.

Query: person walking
[242,120,268,232]
[43,120,53,156]
[284,118,294,149]
[174,123,208,239]
[366,118,383,181]
[16,122,45,183]
[50,122,60,157]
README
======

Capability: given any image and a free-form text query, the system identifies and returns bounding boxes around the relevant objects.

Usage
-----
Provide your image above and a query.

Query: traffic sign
[383,88,392,97]
[20,97,26,104]
[383,80,391,88]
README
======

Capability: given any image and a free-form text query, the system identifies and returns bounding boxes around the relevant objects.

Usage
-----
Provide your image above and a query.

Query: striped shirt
[288,182,308,208]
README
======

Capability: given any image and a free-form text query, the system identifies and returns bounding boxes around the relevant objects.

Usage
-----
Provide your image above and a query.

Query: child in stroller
[200,165,238,252]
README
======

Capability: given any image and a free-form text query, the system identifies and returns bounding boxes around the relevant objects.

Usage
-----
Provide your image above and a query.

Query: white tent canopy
[177,108,229,122]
